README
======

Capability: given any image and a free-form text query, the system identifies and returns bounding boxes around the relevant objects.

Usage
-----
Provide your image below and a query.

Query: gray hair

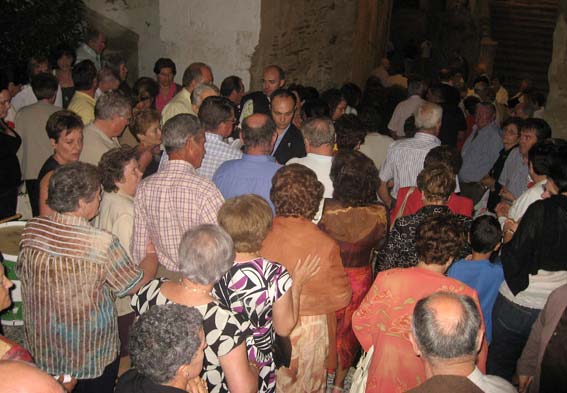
[301,117,335,147]
[94,91,132,120]
[162,114,202,154]
[129,304,203,384]
[412,292,480,360]
[415,102,443,131]
[46,162,101,213]
[97,67,119,85]
[190,83,220,108]
[178,224,235,285]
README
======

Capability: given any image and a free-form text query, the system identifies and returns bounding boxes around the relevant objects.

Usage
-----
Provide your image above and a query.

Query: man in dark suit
[240,65,285,122]
[270,88,306,164]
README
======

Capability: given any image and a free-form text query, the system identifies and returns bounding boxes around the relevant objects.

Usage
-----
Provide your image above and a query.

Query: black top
[115,369,186,393]
[37,156,61,184]
[539,304,567,393]
[501,195,567,295]
[0,121,22,189]
[438,103,467,147]
[61,86,75,109]
[487,145,518,211]
[272,124,306,164]
[143,154,160,179]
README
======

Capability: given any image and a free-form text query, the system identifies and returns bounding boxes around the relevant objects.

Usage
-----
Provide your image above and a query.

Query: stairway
[491,0,558,95]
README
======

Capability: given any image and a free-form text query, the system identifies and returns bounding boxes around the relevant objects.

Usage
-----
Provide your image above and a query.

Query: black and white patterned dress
[213,258,292,393]
[131,278,251,393]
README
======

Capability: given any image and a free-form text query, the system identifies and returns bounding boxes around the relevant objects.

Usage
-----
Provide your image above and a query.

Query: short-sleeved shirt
[68,91,96,126]
[198,132,243,180]
[460,122,503,183]
[17,213,142,378]
[498,147,529,199]
[213,258,292,393]
[79,122,121,165]
[131,279,250,393]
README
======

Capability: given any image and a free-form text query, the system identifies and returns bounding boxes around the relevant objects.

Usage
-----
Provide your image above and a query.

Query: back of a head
[190,83,220,108]
[104,53,126,75]
[340,82,362,108]
[302,98,330,120]
[358,106,384,134]
[301,117,335,148]
[415,214,465,265]
[407,76,425,97]
[522,118,552,143]
[72,60,97,91]
[424,145,462,174]
[133,77,159,103]
[220,75,243,97]
[198,95,233,131]
[320,88,345,113]
[439,68,453,83]
[529,139,567,177]
[548,143,567,193]
[463,96,481,116]
[47,162,101,214]
[0,360,65,393]
[427,84,446,104]
[412,292,481,360]
[162,113,201,154]
[98,66,120,85]
[94,91,131,120]
[330,149,379,207]
[334,114,366,150]
[31,72,58,100]
[417,162,456,202]
[85,26,101,44]
[470,215,501,254]
[241,114,276,148]
[182,62,210,88]
[415,102,442,133]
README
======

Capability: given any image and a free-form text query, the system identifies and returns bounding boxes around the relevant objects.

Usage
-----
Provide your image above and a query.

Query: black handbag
[272,334,292,369]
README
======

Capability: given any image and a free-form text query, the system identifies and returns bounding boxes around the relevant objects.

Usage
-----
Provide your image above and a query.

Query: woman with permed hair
[261,164,351,392]
[352,214,488,393]
[318,150,388,391]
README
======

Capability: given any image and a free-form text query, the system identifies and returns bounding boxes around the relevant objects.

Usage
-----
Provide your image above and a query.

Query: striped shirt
[197,132,243,180]
[17,213,142,378]
[132,159,224,271]
[379,132,441,198]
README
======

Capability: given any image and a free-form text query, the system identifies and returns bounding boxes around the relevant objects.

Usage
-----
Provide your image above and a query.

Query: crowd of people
[0,25,566,393]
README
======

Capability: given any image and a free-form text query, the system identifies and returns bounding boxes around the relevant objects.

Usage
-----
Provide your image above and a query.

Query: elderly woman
[116,304,206,393]
[131,224,258,393]
[215,194,320,393]
[261,164,351,392]
[154,58,181,113]
[318,150,388,390]
[0,80,21,220]
[95,146,143,371]
[17,162,157,392]
[37,110,83,216]
[128,109,162,177]
[377,162,472,271]
[353,214,488,392]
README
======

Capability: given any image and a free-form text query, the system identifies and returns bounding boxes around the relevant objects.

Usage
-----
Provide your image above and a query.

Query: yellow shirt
[161,88,195,124]
[68,91,95,125]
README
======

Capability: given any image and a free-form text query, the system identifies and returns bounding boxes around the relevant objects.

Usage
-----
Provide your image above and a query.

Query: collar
[74,90,96,104]
[306,152,333,161]
[52,211,90,226]
[90,123,117,144]
[162,159,197,173]
[107,190,134,203]
[81,43,98,58]
[205,132,225,142]
[242,154,276,162]
[467,366,482,381]
[414,132,441,143]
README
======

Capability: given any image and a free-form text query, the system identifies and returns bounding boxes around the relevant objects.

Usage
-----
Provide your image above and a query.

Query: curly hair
[46,162,101,213]
[129,304,203,384]
[270,164,324,219]
[334,114,366,150]
[98,146,138,193]
[417,162,455,203]
[218,194,273,253]
[330,150,379,207]
[415,214,466,265]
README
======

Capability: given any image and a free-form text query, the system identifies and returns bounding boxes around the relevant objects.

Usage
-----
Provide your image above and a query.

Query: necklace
[179,279,212,296]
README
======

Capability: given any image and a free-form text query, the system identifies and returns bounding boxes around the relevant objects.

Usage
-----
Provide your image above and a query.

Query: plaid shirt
[17,213,142,378]
[197,132,243,180]
[132,159,224,271]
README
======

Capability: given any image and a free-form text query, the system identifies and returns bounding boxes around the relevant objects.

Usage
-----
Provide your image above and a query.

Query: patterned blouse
[213,258,292,393]
[131,279,250,393]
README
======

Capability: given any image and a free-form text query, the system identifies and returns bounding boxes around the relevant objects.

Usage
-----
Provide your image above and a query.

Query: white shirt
[495,86,509,106]
[288,153,334,198]
[359,132,394,170]
[79,123,120,165]
[509,179,546,222]
[468,366,516,393]
[75,43,102,70]
[387,95,425,138]
[11,84,63,112]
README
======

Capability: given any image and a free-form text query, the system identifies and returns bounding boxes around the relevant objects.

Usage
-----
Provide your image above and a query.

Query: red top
[390,186,474,223]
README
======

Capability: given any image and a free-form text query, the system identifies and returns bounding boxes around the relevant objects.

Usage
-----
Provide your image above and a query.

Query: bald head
[241,113,276,152]
[0,361,65,393]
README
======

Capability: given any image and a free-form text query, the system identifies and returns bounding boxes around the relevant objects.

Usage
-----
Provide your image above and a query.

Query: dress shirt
[287,153,334,198]
[460,122,503,182]
[498,147,529,199]
[379,132,441,198]
[10,84,63,112]
[15,101,60,180]
[467,366,516,393]
[197,132,243,180]
[68,91,96,125]
[132,160,223,271]
[17,212,142,378]
[75,42,101,70]
[359,132,394,170]
[387,95,425,137]
[80,122,120,165]
[161,88,194,124]
[213,154,281,212]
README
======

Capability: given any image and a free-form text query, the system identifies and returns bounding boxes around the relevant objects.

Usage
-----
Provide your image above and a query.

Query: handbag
[272,334,292,369]
[349,346,374,393]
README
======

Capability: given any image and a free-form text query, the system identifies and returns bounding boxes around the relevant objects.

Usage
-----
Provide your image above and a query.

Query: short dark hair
[47,162,101,213]
[415,214,465,265]
[129,304,203,384]
[72,60,97,91]
[104,53,126,76]
[46,110,84,141]
[334,114,366,150]
[130,109,161,140]
[270,88,297,106]
[424,145,462,174]
[302,99,330,120]
[153,58,177,75]
[340,83,362,108]
[220,75,243,97]
[501,117,525,136]
[99,146,138,193]
[529,139,567,177]
[548,144,567,193]
[412,292,481,359]
[320,89,346,117]
[182,62,210,88]
[241,115,276,149]
[331,150,379,207]
[84,26,102,43]
[133,77,159,106]
[27,55,48,78]
[521,118,552,143]
[31,72,58,100]
[463,96,480,116]
[198,96,234,131]
[470,215,501,253]
[358,106,385,134]
[51,45,76,68]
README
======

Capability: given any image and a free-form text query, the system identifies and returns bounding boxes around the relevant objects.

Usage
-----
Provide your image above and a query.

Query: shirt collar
[414,132,441,143]
[162,159,197,173]
[52,212,91,226]
[205,132,224,142]
[242,154,277,162]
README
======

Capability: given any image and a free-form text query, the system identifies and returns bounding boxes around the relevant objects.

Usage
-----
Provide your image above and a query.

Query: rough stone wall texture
[544,0,567,140]
[250,0,358,91]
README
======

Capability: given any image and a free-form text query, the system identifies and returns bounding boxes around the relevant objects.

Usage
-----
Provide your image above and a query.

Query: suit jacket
[273,124,306,164]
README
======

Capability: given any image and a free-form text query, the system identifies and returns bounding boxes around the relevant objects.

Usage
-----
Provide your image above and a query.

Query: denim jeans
[487,293,541,381]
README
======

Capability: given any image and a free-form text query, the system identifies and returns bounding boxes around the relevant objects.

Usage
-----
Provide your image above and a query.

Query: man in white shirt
[11,56,63,111]
[75,26,106,71]
[387,76,426,138]
[411,292,516,393]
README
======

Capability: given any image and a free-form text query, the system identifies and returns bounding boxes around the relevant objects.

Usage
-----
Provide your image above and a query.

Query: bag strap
[391,187,415,230]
